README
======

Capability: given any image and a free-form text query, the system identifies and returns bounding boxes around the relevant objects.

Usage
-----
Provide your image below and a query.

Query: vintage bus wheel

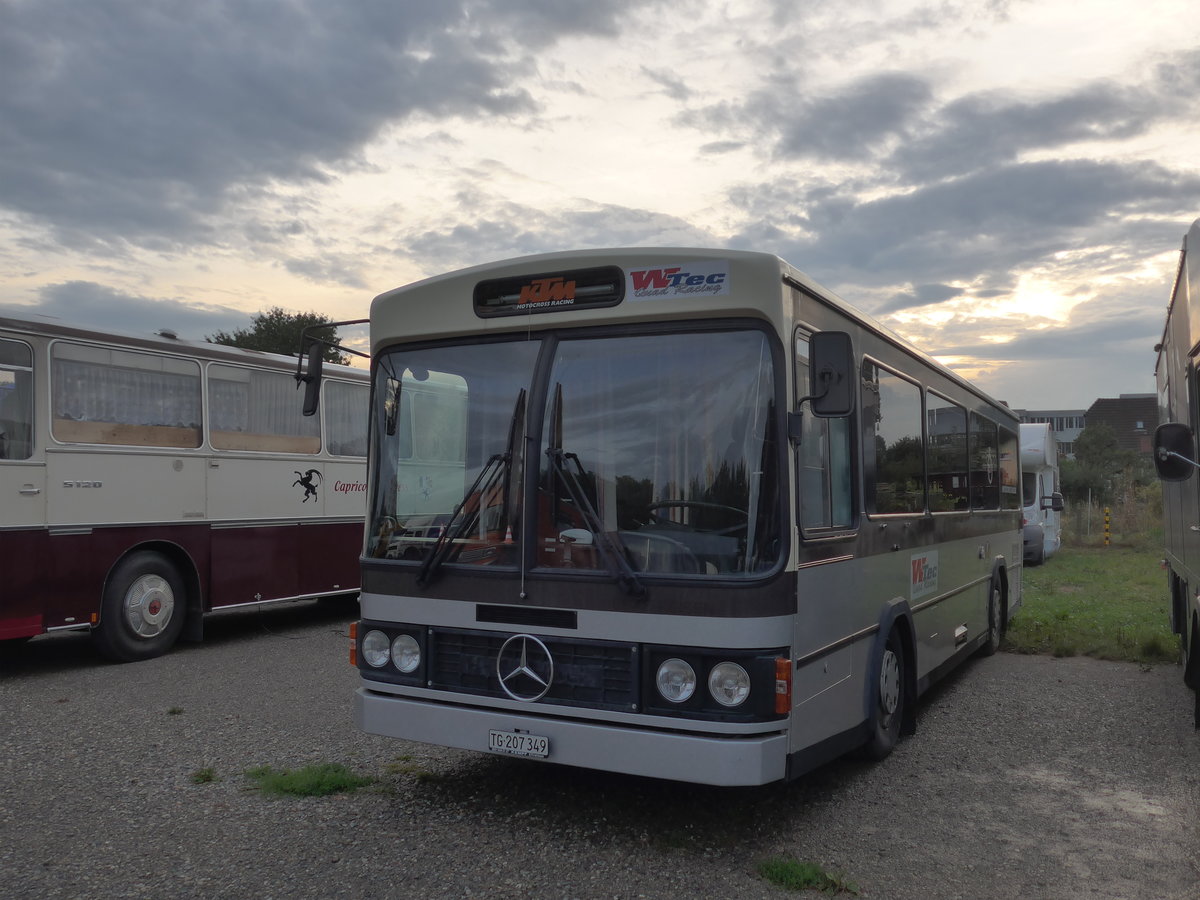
[978,575,1004,657]
[859,629,905,760]
[93,552,186,662]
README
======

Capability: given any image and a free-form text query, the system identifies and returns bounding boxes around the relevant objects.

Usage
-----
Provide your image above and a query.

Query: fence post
[1104,506,1111,547]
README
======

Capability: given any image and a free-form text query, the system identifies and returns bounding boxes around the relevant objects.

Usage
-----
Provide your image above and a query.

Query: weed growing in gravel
[757,856,858,894]
[384,755,444,782]
[167,707,184,715]
[191,767,218,784]
[244,763,374,797]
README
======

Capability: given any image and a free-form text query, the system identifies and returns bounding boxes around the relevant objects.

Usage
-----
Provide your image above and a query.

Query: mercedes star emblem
[496,634,555,702]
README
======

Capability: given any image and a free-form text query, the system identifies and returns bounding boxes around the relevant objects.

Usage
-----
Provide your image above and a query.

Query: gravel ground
[2,600,1198,900]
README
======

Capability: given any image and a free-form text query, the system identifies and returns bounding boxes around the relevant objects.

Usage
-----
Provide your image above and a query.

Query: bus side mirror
[808,331,855,417]
[1042,492,1064,512]
[300,342,324,417]
[1153,422,1199,481]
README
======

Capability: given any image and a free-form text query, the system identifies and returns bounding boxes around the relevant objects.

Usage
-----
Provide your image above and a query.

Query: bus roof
[0,309,366,378]
[371,247,1016,423]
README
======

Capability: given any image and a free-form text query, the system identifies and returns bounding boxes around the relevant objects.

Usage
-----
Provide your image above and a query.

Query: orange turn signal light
[349,621,358,668]
[774,657,792,715]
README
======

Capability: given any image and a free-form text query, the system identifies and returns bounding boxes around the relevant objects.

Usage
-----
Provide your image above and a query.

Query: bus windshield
[368,327,782,579]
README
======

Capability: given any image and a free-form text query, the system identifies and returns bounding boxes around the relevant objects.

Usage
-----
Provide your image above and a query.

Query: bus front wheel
[858,628,906,761]
[93,551,186,662]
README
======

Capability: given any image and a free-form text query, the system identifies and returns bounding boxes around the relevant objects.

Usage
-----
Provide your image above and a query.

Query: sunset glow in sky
[2,0,1198,408]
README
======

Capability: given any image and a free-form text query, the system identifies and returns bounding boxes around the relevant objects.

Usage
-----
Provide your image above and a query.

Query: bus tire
[977,574,1004,657]
[93,551,186,662]
[858,628,905,761]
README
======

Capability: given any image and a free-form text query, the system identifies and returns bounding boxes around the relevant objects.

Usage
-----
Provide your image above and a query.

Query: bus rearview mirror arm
[791,331,855,443]
[293,318,369,417]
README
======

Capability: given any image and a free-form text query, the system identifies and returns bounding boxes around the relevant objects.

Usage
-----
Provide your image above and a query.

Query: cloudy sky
[2,0,1197,409]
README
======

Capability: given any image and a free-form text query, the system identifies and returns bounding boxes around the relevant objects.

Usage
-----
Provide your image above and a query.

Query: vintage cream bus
[0,313,368,661]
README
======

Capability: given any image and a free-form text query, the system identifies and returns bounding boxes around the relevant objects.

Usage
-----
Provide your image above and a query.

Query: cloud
[729,159,1200,295]
[398,197,719,275]
[0,0,656,252]
[1,281,255,340]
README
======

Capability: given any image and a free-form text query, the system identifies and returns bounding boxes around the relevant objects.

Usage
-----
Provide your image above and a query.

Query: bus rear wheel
[93,551,186,662]
[977,575,1004,657]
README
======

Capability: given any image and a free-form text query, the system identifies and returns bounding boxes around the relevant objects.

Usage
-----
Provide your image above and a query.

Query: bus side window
[795,333,853,530]
[0,338,34,461]
[861,359,924,514]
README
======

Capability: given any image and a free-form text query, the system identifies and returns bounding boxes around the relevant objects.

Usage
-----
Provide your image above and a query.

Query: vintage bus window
[51,342,201,447]
[999,425,1020,509]
[0,338,33,460]
[969,412,1000,509]
[795,333,852,531]
[368,343,538,561]
[325,379,369,457]
[538,329,781,577]
[926,394,968,511]
[861,360,923,514]
[209,364,320,453]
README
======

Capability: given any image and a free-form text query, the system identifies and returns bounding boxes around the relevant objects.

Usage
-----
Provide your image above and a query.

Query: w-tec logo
[519,277,576,304]
[910,551,939,600]
[627,261,730,300]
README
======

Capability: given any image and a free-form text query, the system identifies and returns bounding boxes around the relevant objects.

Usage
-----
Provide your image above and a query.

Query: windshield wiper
[417,389,526,588]
[546,384,646,599]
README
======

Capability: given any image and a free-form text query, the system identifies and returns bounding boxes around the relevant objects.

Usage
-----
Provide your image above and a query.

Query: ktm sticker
[626,261,730,301]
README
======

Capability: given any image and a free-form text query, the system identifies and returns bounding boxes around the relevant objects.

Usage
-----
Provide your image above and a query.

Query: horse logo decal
[293,469,322,502]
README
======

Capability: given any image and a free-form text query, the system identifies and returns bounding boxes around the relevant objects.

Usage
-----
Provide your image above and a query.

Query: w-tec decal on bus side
[911,551,939,600]
[627,261,730,300]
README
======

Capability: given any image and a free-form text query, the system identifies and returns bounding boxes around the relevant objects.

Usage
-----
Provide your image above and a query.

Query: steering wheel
[646,500,748,534]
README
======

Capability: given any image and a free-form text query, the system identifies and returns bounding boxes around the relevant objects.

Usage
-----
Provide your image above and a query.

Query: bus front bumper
[354,687,788,787]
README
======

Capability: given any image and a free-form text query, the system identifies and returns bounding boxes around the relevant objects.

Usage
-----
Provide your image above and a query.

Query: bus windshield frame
[366,322,786,586]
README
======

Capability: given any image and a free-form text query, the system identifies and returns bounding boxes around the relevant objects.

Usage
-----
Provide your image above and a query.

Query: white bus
[1152,216,1200,726]
[0,312,369,661]
[316,249,1023,786]
[1019,422,1063,565]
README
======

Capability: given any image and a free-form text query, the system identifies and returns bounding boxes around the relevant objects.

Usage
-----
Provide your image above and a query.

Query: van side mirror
[1153,422,1199,481]
[1042,491,1064,512]
[299,341,324,417]
[807,331,855,417]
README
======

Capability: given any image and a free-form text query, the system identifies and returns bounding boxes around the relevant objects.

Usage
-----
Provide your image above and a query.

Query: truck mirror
[808,331,855,417]
[1043,491,1064,512]
[300,341,324,417]
[1153,422,1198,481]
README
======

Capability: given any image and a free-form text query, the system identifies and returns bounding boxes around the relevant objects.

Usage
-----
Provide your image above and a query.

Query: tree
[207,307,348,364]
[1061,422,1153,505]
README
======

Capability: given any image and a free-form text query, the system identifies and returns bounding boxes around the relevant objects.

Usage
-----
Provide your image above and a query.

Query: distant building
[1013,409,1086,460]
[1085,394,1158,454]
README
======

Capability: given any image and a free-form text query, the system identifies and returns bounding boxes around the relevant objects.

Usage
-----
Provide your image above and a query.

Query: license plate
[487,729,550,758]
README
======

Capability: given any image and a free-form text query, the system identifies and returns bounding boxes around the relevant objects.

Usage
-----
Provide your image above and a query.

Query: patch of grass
[1007,545,1177,664]
[244,763,374,797]
[758,856,858,894]
[191,767,219,784]
[384,755,443,782]
[167,706,184,715]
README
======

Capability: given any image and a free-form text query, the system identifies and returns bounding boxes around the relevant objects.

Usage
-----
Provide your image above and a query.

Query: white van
[1020,422,1064,564]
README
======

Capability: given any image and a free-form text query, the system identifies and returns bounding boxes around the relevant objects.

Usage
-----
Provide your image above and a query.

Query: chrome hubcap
[879,648,900,718]
[123,574,174,638]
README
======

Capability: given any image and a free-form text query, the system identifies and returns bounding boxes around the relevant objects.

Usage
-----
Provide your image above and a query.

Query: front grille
[430,628,638,712]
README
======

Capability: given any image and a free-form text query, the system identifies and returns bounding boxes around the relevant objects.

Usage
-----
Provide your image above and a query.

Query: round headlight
[708,662,751,707]
[656,658,697,703]
[361,630,390,668]
[392,633,421,673]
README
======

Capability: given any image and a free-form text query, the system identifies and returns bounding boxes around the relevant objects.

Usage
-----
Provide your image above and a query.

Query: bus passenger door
[0,338,47,639]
